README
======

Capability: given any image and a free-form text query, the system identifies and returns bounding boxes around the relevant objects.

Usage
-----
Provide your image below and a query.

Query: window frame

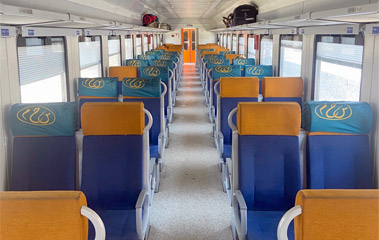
[108,35,121,67]
[238,34,245,56]
[278,34,303,77]
[17,36,69,103]
[78,35,103,78]
[247,34,256,59]
[312,33,365,101]
[259,34,274,65]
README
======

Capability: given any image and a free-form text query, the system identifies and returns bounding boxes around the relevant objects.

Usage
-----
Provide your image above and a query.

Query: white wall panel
[0,37,20,190]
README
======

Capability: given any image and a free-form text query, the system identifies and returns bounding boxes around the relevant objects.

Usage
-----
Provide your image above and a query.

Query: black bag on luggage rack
[232,4,258,26]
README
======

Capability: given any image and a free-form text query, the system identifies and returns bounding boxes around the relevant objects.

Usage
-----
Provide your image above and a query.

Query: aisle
[149,64,233,240]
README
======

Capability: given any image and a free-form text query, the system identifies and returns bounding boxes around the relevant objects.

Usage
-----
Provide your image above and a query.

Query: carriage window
[232,34,237,52]
[223,34,227,48]
[79,36,102,78]
[143,34,148,53]
[135,35,142,56]
[17,37,67,103]
[260,35,273,65]
[247,35,256,59]
[227,34,232,50]
[238,34,245,56]
[314,34,364,101]
[279,35,303,77]
[125,35,133,60]
[108,36,121,67]
[148,35,153,51]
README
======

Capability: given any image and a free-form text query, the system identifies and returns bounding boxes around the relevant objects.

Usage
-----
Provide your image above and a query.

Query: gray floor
[149,64,233,240]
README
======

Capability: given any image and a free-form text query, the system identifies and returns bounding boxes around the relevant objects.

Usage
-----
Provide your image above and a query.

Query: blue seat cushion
[10,136,76,191]
[307,135,372,189]
[150,145,159,160]
[246,211,294,240]
[239,136,301,210]
[88,209,137,240]
[222,144,232,160]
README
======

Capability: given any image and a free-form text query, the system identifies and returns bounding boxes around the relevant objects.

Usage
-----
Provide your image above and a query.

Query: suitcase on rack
[232,4,258,26]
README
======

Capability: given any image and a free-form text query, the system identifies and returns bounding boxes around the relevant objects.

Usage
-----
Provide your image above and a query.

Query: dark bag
[232,4,258,26]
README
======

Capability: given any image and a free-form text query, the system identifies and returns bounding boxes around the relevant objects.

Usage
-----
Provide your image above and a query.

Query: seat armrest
[158,132,165,156]
[136,189,150,240]
[277,205,302,240]
[233,190,247,240]
[81,206,106,240]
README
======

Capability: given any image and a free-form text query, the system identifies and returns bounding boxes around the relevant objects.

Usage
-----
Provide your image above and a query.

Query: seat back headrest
[220,51,235,55]
[237,102,301,136]
[78,77,118,97]
[295,189,379,240]
[109,66,138,81]
[262,77,303,98]
[233,58,255,66]
[122,78,161,98]
[151,59,175,69]
[11,102,78,137]
[137,54,155,61]
[244,65,273,79]
[201,51,217,57]
[212,65,242,80]
[158,54,178,62]
[125,59,149,67]
[220,77,259,98]
[81,102,145,136]
[0,191,88,240]
[303,101,372,135]
[140,66,169,82]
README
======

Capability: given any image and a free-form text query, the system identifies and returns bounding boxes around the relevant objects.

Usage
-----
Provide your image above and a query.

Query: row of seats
[8,102,154,239]
[78,76,167,192]
[214,77,303,190]
[6,44,184,239]
[196,43,377,239]
[226,102,374,240]
[2,189,377,240]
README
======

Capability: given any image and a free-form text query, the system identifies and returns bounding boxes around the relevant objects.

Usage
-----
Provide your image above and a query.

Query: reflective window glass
[79,36,102,78]
[279,35,303,77]
[108,36,121,67]
[314,34,364,101]
[260,35,273,65]
[247,35,256,59]
[17,37,67,103]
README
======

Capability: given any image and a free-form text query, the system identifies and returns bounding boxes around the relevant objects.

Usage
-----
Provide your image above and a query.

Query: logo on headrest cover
[81,78,105,89]
[234,59,247,65]
[140,55,148,60]
[17,106,56,126]
[143,67,160,77]
[246,66,264,75]
[123,78,145,89]
[215,66,232,73]
[127,60,141,66]
[315,104,352,120]
[210,58,224,64]
[160,55,172,60]
[154,60,167,67]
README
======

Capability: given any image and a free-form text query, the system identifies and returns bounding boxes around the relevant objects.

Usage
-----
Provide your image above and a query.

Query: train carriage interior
[0,0,378,239]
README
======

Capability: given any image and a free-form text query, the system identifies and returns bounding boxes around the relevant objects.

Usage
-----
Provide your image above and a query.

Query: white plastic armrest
[218,131,224,156]
[233,190,247,240]
[136,189,150,240]
[277,205,302,240]
[158,132,165,156]
[81,206,106,240]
